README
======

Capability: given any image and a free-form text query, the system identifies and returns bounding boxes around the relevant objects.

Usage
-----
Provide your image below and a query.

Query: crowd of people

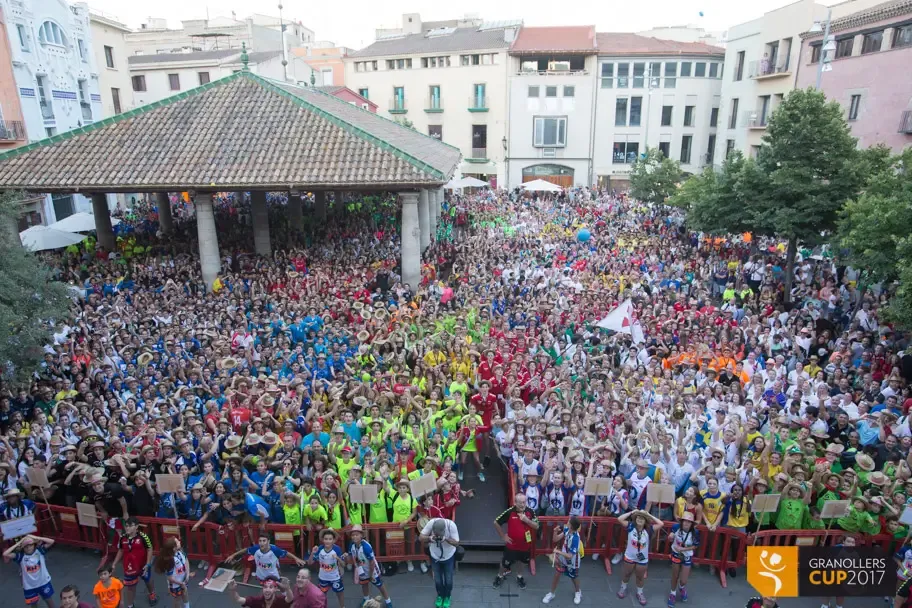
[1,184,910,608]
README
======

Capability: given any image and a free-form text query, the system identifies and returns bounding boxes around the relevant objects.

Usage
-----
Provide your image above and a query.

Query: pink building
[317,86,378,113]
[796,0,912,152]
[0,6,27,152]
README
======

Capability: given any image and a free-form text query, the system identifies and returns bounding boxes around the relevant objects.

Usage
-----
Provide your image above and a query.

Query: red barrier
[749,529,896,552]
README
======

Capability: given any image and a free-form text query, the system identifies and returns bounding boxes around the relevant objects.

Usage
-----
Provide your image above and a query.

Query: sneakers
[617,587,627,599]
[442,599,450,608]
[542,592,555,604]
[435,597,443,608]
[493,574,505,589]
[458,470,464,481]
[407,561,414,572]
[637,592,647,606]
[611,554,623,565]
[679,586,688,602]
[574,591,582,605]
[592,552,600,561]
[420,562,428,574]
[728,567,737,579]
[668,592,677,607]
[517,576,527,590]
[148,593,158,607]
[478,472,486,482]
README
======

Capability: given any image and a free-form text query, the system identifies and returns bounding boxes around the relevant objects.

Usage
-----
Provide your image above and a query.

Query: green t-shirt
[326,503,343,530]
[369,489,390,524]
[282,503,302,535]
[303,504,328,524]
[389,493,416,523]
[775,498,808,530]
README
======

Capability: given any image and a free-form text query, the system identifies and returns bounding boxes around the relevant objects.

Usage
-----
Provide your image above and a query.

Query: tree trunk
[784,235,798,306]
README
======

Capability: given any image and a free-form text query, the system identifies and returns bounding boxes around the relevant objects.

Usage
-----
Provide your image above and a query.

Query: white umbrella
[19,225,87,251]
[48,211,121,233]
[459,176,490,188]
[444,178,465,190]
[521,179,563,192]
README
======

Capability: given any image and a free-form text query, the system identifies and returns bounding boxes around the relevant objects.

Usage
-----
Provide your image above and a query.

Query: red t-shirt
[495,506,538,551]
[119,532,152,576]
[229,407,251,431]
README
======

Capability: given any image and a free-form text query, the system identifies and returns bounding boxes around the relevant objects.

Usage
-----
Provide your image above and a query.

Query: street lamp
[811,8,833,90]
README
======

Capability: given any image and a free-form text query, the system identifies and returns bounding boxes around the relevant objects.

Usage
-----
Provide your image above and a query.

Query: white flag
[596,299,634,334]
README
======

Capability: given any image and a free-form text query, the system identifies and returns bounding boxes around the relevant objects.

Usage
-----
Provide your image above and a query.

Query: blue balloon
[577,229,591,242]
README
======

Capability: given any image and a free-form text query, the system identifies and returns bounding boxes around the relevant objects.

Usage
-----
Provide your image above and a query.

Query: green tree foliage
[0,190,71,384]
[629,147,683,205]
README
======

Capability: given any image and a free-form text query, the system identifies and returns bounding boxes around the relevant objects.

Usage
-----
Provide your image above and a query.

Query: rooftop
[802,0,912,37]
[0,72,460,193]
[509,26,597,54]
[349,25,514,59]
[128,49,283,66]
[596,32,725,56]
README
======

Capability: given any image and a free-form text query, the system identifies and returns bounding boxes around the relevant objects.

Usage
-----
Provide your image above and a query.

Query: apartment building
[796,0,912,152]
[344,13,518,187]
[89,11,132,116]
[593,33,725,190]
[0,4,27,152]
[506,26,599,188]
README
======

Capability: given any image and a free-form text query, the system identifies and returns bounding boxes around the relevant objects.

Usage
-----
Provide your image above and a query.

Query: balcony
[743,110,769,130]
[748,59,791,80]
[0,120,26,141]
[388,98,407,114]
[468,96,488,112]
[900,110,912,134]
[424,97,443,113]
[466,147,488,163]
[39,100,54,120]
[80,101,92,122]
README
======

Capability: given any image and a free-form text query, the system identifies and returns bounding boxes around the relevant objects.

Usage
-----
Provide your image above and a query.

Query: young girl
[309,529,346,608]
[4,534,57,608]
[669,512,700,607]
[617,509,664,606]
[542,516,583,605]
[154,537,190,608]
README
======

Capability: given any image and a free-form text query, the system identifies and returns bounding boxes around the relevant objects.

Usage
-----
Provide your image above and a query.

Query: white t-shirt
[623,523,651,564]
[421,518,459,561]
[16,548,51,591]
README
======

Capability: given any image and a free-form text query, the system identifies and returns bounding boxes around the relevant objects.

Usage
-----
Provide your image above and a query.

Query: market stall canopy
[49,212,121,233]
[521,179,563,192]
[457,176,490,188]
[19,225,87,252]
[0,71,461,193]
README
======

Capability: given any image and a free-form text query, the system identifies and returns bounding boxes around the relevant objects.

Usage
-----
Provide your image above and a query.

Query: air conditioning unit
[548,61,571,71]
[521,61,537,72]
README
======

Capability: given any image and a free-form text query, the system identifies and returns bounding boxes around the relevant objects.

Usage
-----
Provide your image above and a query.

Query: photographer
[419,518,460,608]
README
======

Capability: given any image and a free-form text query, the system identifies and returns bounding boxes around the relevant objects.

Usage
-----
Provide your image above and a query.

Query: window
[600,63,614,88]
[459,54,484,66]
[612,141,639,164]
[545,86,557,98]
[428,125,443,140]
[735,51,745,81]
[664,62,677,88]
[104,45,115,68]
[388,58,412,70]
[706,134,716,164]
[168,73,180,91]
[393,86,405,110]
[421,56,451,68]
[709,63,719,78]
[38,21,67,46]
[563,86,575,98]
[726,139,736,158]
[131,75,146,92]
[684,105,695,127]
[615,98,628,126]
[630,97,642,127]
[78,39,87,62]
[533,116,567,147]
[198,72,210,85]
[16,24,29,52]
[77,79,88,104]
[658,142,670,158]
[528,86,540,98]
[358,88,369,99]
[429,85,441,109]
[710,107,719,127]
[680,62,692,77]
[45,127,57,138]
[473,83,486,108]
[111,88,122,114]
[680,135,693,164]
[835,37,854,58]
[633,62,645,88]
[758,95,771,125]
[649,62,662,88]
[617,63,629,88]
[811,44,822,63]
[729,98,739,129]
[695,62,706,77]
[472,124,487,156]
[661,105,673,127]
[894,24,912,48]
[848,94,861,121]
[861,31,883,54]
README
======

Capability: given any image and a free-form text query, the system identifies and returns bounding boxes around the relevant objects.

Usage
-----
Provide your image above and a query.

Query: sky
[85,0,840,50]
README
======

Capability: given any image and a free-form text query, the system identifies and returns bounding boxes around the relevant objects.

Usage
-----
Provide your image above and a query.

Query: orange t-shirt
[93,578,124,608]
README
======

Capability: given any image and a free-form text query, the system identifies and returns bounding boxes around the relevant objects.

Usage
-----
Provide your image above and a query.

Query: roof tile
[596,32,724,57]
[510,26,597,54]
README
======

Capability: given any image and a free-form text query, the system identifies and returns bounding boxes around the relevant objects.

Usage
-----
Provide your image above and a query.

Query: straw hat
[360,309,372,321]
[353,301,365,310]
[224,435,243,450]
[262,432,279,446]
[261,395,275,408]
[854,453,875,472]
[219,356,239,370]
[357,330,370,342]
[681,511,695,523]
[825,444,844,455]
[868,471,888,486]
[353,396,368,409]
[245,433,262,446]
[287,271,299,278]
[137,352,154,367]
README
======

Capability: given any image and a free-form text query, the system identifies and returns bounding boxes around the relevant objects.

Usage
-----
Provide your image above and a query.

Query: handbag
[454,545,466,562]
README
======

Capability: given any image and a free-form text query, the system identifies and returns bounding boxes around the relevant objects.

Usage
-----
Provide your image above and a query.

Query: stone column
[250,191,271,256]
[334,191,345,209]
[287,193,304,231]
[90,193,115,251]
[156,192,174,234]
[195,193,221,291]
[418,189,430,251]
[429,189,439,241]
[400,192,420,290]
[314,191,327,220]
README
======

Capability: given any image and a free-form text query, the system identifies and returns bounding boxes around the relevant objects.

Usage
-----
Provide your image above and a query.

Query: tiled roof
[0,72,460,192]
[510,26,597,54]
[317,85,345,95]
[801,0,912,37]
[596,32,725,57]
[349,26,511,58]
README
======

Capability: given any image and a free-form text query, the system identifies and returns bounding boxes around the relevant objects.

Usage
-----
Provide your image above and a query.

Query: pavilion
[0,53,460,291]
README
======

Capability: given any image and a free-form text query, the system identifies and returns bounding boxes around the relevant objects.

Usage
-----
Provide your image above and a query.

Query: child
[111,517,157,608]
[348,525,393,607]
[225,532,306,584]
[309,529,346,608]
[93,564,124,608]
[542,516,583,605]
[4,534,57,608]
[617,509,664,606]
[303,495,328,532]
[153,537,190,608]
[669,512,700,606]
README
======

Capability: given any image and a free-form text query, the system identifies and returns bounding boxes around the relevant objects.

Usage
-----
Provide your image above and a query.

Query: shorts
[623,556,649,566]
[671,552,692,567]
[24,583,54,604]
[319,579,344,593]
[357,575,383,588]
[169,586,185,598]
[124,568,152,586]
[501,548,531,569]
[898,577,912,599]
[556,563,579,580]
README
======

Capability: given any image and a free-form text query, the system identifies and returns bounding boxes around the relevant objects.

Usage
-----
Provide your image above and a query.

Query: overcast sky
[86,0,837,49]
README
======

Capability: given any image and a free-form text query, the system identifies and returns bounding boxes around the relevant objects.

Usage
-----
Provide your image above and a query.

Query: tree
[629,147,683,205]
[393,117,416,130]
[0,190,71,384]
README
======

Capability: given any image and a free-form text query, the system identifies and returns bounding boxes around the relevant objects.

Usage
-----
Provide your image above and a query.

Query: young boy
[4,534,58,608]
[542,516,583,605]
[309,529,346,608]
[347,525,393,607]
[93,564,124,608]
[225,532,307,584]
[111,517,157,608]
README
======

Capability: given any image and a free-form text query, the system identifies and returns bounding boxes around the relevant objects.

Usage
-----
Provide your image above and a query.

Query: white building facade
[89,11,132,116]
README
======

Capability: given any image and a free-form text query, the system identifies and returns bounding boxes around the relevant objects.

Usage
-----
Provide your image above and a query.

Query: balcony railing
[469,147,488,160]
[468,96,488,112]
[900,110,912,134]
[425,96,442,112]
[388,98,407,114]
[748,59,791,79]
[80,102,92,121]
[517,68,589,76]
[743,110,769,129]
[0,120,26,141]
[39,100,54,120]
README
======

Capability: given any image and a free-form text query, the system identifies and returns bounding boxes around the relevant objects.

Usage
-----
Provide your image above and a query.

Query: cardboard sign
[583,477,612,496]
[203,567,237,592]
[751,493,782,514]
[26,466,51,489]
[409,473,438,499]
[900,507,912,527]
[820,499,851,520]
[646,483,675,505]
[76,502,99,528]
[0,514,37,540]
[347,484,379,504]
[155,474,186,494]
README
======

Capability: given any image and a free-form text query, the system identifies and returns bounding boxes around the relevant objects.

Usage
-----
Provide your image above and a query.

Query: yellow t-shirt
[701,490,726,525]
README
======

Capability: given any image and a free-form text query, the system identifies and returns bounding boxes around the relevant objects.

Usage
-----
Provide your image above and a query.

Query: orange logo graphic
[747,546,799,598]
